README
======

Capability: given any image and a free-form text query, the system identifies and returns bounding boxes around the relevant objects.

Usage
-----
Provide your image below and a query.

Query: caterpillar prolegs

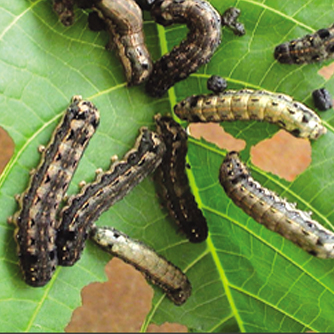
[145,1,245,97]
[174,89,327,140]
[10,96,100,286]
[154,114,208,243]
[57,127,166,266]
[219,151,334,259]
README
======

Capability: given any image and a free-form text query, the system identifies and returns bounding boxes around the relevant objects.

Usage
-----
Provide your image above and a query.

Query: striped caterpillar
[174,89,327,140]
[91,0,153,85]
[154,114,208,243]
[145,0,222,97]
[274,23,334,64]
[219,151,334,259]
[90,225,192,305]
[10,96,100,286]
[57,127,166,266]
[52,0,152,84]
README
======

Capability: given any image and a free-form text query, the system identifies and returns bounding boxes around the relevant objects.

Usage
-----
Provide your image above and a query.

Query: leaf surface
[0,0,334,332]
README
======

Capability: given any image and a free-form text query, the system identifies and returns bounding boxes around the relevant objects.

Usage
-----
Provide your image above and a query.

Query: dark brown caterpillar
[174,89,327,140]
[91,0,153,85]
[57,127,166,266]
[274,23,334,64]
[219,151,334,259]
[154,114,208,243]
[145,0,222,97]
[10,96,100,286]
[52,0,76,26]
[312,88,333,111]
[90,225,192,305]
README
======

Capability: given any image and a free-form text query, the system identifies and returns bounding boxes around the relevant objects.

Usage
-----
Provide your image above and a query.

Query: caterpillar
[219,151,334,259]
[90,225,192,305]
[145,0,222,97]
[174,89,327,140]
[154,114,208,243]
[312,88,333,111]
[10,96,100,286]
[56,127,166,266]
[274,23,334,64]
[91,0,153,85]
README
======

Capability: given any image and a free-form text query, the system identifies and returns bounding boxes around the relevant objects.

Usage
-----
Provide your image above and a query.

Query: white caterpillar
[90,225,192,305]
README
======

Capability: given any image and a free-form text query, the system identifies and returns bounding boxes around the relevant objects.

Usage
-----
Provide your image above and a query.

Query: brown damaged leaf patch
[250,130,311,182]
[189,123,246,151]
[66,257,187,332]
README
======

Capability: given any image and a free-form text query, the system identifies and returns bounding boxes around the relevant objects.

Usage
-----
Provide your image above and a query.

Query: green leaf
[1,0,334,332]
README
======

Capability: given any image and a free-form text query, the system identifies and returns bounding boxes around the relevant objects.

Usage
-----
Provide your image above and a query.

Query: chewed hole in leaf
[66,258,153,332]
[0,127,14,173]
[66,257,187,332]
[250,130,311,182]
[188,123,246,151]
[318,62,334,80]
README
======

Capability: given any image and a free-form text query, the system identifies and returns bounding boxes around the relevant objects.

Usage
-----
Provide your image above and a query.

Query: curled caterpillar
[145,0,222,97]
[154,114,208,243]
[274,23,334,64]
[90,225,192,305]
[57,127,166,266]
[174,89,327,140]
[312,88,333,111]
[219,151,334,259]
[92,0,153,85]
[10,96,100,286]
